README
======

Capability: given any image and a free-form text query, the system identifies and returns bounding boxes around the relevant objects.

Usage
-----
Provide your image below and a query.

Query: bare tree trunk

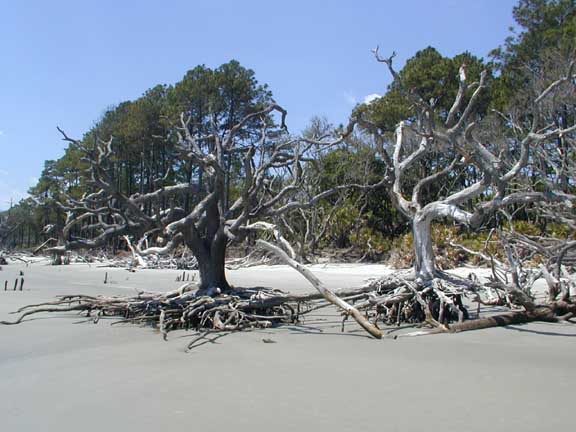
[413,213,436,281]
[189,234,230,295]
[402,303,575,337]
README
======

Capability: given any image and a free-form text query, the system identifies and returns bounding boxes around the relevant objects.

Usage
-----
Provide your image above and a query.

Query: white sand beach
[1,261,574,432]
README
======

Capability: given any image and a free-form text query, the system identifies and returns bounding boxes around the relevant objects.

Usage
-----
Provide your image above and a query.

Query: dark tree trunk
[186,230,230,296]
[196,244,230,294]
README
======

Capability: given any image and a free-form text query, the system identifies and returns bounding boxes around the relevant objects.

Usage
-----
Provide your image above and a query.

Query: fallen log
[257,240,383,338]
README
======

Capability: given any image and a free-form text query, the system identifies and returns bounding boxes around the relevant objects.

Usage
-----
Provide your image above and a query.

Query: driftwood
[258,240,383,338]
[0,251,439,339]
[395,233,576,336]
[4,231,526,341]
[1,265,573,341]
[2,236,574,342]
[399,300,576,337]
[33,238,57,255]
[0,287,294,332]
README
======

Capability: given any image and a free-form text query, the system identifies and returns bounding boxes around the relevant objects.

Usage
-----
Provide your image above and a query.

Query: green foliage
[385,219,574,270]
[350,227,391,256]
[400,47,454,111]
[326,203,361,248]
[545,223,574,239]
[314,143,407,254]
[490,0,576,109]
[388,225,488,269]
[165,61,273,135]
[11,60,274,249]
[355,89,408,133]
[356,47,490,133]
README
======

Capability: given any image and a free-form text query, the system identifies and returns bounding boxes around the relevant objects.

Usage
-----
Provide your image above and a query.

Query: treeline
[1,0,575,263]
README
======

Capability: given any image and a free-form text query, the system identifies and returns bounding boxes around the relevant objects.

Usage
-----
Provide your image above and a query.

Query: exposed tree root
[2,247,574,341]
[0,266,436,338]
[0,286,301,334]
[1,304,92,325]
[0,268,480,340]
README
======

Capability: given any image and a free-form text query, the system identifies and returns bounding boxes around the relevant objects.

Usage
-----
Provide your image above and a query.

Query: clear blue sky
[0,0,518,210]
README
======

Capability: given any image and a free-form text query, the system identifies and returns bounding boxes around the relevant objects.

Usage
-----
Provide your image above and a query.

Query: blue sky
[0,0,518,210]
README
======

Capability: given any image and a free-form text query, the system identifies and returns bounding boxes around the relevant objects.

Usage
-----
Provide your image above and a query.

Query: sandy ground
[0,260,574,432]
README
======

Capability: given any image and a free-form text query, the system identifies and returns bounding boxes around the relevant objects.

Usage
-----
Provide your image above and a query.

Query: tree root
[2,257,574,341]
[0,287,300,334]
[0,270,445,338]
[0,272,479,336]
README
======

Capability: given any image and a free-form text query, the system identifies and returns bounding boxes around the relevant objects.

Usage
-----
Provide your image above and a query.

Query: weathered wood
[123,235,147,269]
[258,240,383,339]
[33,237,57,255]
[399,300,576,337]
[1,304,91,325]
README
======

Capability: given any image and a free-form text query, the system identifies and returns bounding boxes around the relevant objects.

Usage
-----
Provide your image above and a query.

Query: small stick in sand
[19,278,24,291]
[4,280,7,291]
[104,272,108,284]
[476,300,481,318]
[13,279,18,291]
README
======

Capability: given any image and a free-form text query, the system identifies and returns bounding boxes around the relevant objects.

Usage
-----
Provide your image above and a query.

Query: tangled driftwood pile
[3,241,575,344]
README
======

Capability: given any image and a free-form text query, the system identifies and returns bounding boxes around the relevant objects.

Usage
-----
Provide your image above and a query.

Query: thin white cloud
[0,130,4,136]
[344,91,358,106]
[0,169,8,176]
[363,93,381,104]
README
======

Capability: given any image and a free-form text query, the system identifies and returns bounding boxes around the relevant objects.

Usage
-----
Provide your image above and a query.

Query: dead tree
[398,230,576,337]
[275,151,351,262]
[4,53,576,339]
[327,50,576,332]
[48,105,371,295]
[1,100,392,338]
[364,49,576,282]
